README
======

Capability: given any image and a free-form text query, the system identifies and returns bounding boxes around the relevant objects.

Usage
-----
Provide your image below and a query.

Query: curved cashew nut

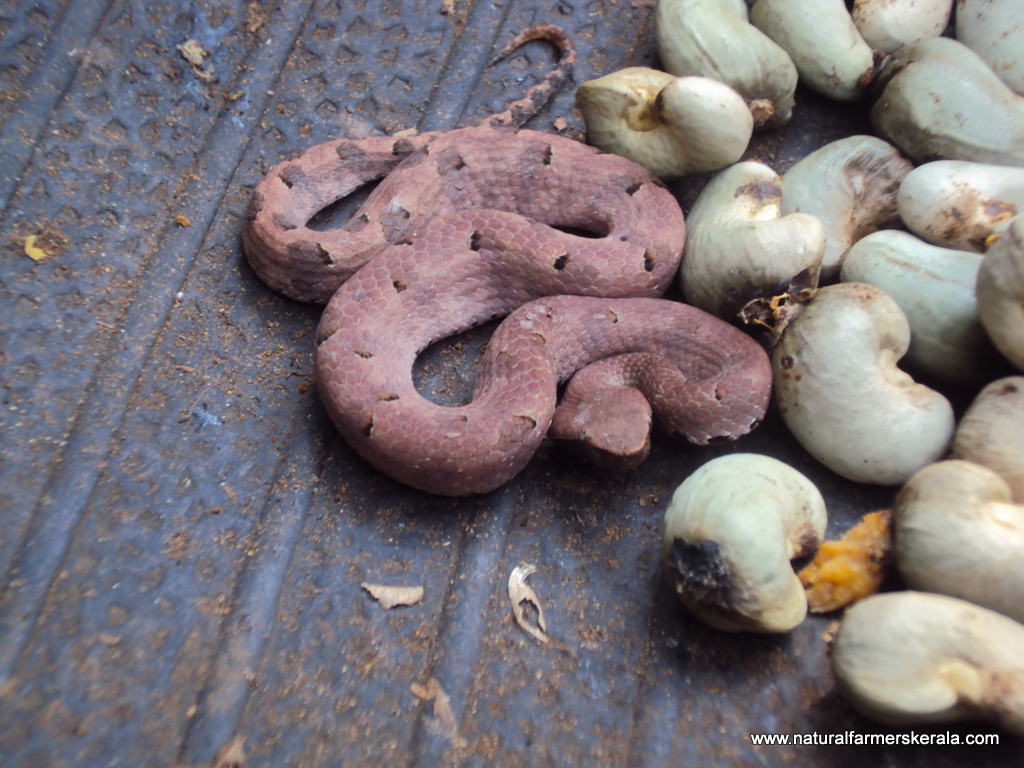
[655,0,797,128]
[977,216,1024,371]
[681,161,824,325]
[830,591,1024,735]
[840,230,998,385]
[662,453,827,633]
[781,136,911,281]
[894,460,1024,624]
[871,37,1024,168]
[750,0,878,102]
[897,161,1024,253]
[957,0,1024,96]
[954,377,1024,503]
[773,282,954,485]
[575,67,753,180]
[851,0,952,54]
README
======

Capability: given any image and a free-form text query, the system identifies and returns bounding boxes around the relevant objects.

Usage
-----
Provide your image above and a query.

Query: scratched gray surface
[0,1,1020,766]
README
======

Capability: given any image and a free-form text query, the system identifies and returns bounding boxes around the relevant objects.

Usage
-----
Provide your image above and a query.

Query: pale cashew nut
[977,216,1024,372]
[662,453,827,633]
[840,230,998,385]
[680,161,824,325]
[830,591,1024,735]
[773,283,954,485]
[957,0,1024,96]
[781,136,912,282]
[655,0,797,128]
[897,161,1024,253]
[750,0,878,102]
[954,377,1024,503]
[894,460,1024,624]
[851,0,952,54]
[871,37,1024,167]
[576,67,753,180]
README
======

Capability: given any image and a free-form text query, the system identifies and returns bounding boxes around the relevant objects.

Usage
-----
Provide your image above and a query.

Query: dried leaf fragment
[799,510,892,613]
[24,235,47,262]
[410,677,467,748]
[177,39,207,67]
[176,39,218,83]
[508,564,550,644]
[362,582,424,609]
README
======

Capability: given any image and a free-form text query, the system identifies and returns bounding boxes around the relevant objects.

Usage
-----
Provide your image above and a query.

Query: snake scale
[243,25,772,495]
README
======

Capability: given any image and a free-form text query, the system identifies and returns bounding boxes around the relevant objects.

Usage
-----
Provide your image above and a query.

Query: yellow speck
[24,235,47,261]
[176,214,191,227]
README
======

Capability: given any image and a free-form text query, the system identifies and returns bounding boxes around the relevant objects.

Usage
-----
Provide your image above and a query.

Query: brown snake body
[243,26,772,496]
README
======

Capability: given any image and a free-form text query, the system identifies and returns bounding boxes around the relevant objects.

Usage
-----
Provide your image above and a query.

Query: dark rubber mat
[0,1,1019,766]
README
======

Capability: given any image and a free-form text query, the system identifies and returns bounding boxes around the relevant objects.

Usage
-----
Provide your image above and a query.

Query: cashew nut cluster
[749,0,878,102]
[851,0,952,54]
[773,283,955,485]
[575,67,753,180]
[897,161,1024,253]
[830,592,1024,735]
[954,377,1024,503]
[662,454,827,633]
[977,216,1024,372]
[957,0,1024,96]
[655,0,797,128]
[781,136,912,281]
[840,230,999,385]
[893,460,1024,624]
[680,161,824,324]
[871,37,1024,167]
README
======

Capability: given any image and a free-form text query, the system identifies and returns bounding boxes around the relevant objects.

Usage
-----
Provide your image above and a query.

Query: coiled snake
[243,26,772,495]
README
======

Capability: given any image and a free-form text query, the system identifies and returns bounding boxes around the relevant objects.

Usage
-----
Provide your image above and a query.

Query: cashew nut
[830,591,1024,735]
[954,377,1024,503]
[977,216,1024,371]
[840,230,999,385]
[750,0,877,102]
[894,460,1024,624]
[680,161,824,324]
[781,136,912,282]
[655,0,798,128]
[662,453,827,633]
[851,0,952,54]
[871,37,1024,167]
[773,283,954,485]
[575,67,753,180]
[957,0,1024,96]
[897,161,1024,253]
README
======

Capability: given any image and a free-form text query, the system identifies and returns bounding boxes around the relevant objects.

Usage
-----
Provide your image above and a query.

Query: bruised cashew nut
[871,37,1024,167]
[680,161,824,326]
[830,591,1024,735]
[894,461,1024,624]
[750,0,878,102]
[840,230,999,385]
[782,136,911,282]
[662,454,827,633]
[954,377,1024,503]
[897,161,1024,253]
[773,283,954,485]
[977,216,1024,371]
[851,0,952,54]
[575,67,753,180]
[655,0,798,128]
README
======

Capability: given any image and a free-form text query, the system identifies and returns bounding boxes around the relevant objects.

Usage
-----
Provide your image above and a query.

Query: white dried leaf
[362,583,424,609]
[508,564,550,645]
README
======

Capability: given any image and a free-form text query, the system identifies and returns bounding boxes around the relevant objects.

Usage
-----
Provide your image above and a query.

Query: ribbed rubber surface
[1,2,1018,766]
